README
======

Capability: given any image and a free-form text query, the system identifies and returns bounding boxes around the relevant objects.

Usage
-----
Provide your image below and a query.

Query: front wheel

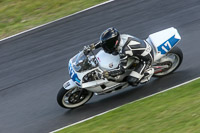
[57,87,93,109]
[153,46,183,77]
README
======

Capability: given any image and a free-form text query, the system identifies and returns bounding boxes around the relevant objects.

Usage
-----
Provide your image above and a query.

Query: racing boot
[140,67,154,84]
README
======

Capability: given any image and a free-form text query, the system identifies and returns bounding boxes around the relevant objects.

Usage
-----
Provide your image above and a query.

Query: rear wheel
[57,87,93,109]
[153,46,183,77]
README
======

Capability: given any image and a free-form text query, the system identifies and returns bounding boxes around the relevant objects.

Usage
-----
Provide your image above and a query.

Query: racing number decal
[157,35,180,55]
[161,41,172,53]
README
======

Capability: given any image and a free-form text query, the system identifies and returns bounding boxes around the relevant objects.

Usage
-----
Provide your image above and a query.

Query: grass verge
[56,78,200,133]
[0,0,107,39]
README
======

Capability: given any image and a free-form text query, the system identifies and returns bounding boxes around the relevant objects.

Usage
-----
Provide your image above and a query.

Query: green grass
[57,78,200,133]
[0,0,107,39]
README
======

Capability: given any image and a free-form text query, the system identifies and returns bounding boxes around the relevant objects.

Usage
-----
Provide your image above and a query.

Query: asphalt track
[0,0,200,133]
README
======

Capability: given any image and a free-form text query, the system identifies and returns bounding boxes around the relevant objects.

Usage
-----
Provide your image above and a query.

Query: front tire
[153,46,183,77]
[57,87,93,109]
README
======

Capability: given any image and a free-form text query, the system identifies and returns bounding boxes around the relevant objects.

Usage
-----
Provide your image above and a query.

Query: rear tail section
[146,27,181,61]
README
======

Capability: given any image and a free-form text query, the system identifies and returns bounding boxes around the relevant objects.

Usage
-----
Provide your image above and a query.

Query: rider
[84,27,154,86]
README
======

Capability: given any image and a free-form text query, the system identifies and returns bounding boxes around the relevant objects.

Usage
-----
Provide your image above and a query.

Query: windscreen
[71,52,94,72]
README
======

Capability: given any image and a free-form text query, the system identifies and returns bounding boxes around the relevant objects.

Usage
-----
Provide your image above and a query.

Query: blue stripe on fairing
[157,35,180,54]
[69,62,81,86]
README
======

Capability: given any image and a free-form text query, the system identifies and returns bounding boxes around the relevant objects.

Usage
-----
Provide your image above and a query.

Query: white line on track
[50,76,200,133]
[0,0,115,42]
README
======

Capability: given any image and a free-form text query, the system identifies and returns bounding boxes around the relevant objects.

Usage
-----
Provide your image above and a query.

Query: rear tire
[57,87,93,109]
[153,46,183,77]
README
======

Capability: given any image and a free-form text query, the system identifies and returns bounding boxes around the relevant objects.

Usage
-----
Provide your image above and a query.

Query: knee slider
[127,76,139,86]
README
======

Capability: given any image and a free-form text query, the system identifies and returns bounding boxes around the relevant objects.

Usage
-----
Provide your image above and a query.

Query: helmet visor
[101,39,116,54]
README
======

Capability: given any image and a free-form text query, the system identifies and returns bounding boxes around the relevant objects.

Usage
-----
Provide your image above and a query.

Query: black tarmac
[0,0,200,132]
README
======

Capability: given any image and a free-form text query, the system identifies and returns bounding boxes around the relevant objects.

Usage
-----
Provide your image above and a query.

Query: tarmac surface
[0,0,200,132]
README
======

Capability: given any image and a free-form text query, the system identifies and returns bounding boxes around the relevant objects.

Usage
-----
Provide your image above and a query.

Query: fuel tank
[96,50,120,71]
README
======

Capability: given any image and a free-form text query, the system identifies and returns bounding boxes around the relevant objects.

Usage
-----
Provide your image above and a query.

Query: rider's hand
[103,71,110,78]
[83,45,91,55]
[83,43,96,55]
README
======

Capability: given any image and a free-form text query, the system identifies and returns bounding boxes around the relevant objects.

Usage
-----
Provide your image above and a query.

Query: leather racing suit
[87,34,154,86]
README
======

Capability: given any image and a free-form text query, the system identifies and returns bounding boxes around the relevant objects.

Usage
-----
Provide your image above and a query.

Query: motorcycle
[57,27,183,109]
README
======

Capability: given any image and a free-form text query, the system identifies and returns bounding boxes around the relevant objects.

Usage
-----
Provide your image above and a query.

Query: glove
[83,45,91,55]
[83,43,96,55]
[103,71,110,78]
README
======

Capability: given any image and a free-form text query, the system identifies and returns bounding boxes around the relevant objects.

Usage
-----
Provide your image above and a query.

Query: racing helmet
[100,27,120,54]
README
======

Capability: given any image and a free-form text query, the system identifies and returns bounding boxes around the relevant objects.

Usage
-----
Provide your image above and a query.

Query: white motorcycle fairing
[146,27,181,61]
[96,50,120,71]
